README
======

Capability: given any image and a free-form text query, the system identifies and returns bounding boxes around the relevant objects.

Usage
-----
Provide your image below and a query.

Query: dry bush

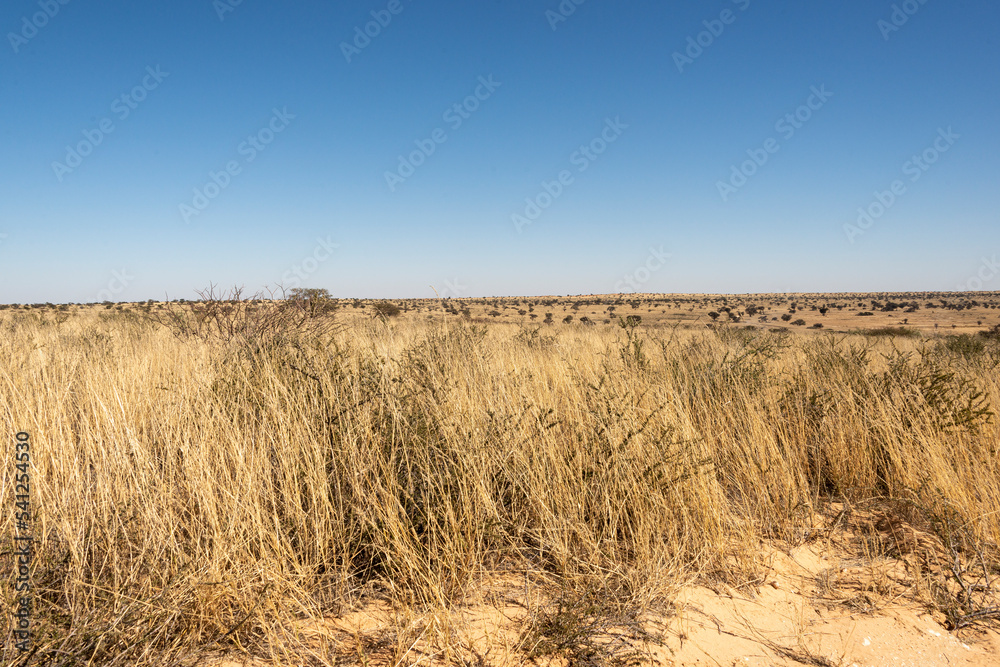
[144,284,341,348]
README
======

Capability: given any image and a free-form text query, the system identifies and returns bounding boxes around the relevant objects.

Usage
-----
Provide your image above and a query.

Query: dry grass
[1,299,999,665]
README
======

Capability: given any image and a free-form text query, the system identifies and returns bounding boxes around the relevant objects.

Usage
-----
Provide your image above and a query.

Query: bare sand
[205,511,1000,665]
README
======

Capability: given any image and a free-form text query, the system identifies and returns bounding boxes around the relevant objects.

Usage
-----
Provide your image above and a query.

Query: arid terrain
[2,291,999,666]
[323,291,1000,335]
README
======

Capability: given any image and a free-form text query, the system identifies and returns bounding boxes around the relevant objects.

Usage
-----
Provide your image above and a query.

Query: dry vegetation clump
[857,326,921,338]
[1,302,999,664]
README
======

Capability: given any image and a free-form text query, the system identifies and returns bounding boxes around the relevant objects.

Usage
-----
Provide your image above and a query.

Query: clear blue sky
[1,0,998,303]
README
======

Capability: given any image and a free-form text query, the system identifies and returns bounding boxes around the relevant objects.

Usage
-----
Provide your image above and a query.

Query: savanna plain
[2,291,1000,666]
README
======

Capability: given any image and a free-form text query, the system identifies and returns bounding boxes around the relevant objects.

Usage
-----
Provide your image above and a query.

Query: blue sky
[1,0,998,303]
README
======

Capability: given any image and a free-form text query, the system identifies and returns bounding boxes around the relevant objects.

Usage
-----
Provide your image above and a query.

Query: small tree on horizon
[288,287,336,316]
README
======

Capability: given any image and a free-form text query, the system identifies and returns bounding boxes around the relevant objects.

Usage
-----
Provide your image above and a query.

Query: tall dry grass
[1,307,999,664]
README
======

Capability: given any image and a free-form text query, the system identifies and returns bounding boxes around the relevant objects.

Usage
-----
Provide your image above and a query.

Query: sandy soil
[206,513,1000,666]
[656,544,1000,666]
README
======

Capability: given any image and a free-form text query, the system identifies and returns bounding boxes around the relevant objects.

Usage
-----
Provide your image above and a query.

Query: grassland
[1,292,999,665]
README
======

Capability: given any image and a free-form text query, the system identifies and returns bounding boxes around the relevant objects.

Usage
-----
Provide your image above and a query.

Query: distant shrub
[856,312,875,317]
[780,313,792,322]
[372,302,401,318]
[860,327,920,338]
[287,288,337,317]
[791,319,806,326]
